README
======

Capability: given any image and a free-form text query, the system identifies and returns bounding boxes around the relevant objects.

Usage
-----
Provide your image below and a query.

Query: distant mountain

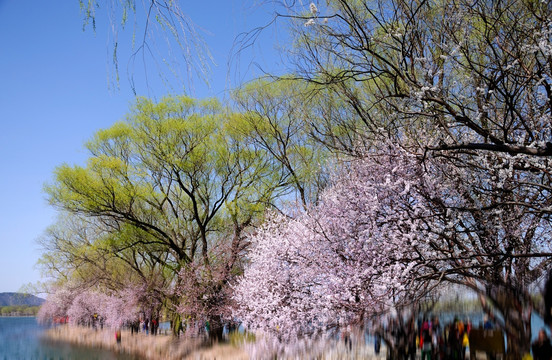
[0,292,45,307]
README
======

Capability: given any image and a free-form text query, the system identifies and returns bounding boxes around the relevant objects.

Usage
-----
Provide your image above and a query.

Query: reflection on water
[0,317,140,360]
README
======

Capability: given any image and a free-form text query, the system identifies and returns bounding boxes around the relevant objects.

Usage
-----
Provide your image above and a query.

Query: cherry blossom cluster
[233,144,435,345]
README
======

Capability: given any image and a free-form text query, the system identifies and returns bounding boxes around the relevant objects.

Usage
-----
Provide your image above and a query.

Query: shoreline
[41,325,249,360]
[41,325,387,359]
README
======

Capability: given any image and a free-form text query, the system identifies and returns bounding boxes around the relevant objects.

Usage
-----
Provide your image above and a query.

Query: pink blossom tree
[37,285,77,324]
[235,141,552,358]
[412,148,552,357]
[234,145,434,353]
[66,291,109,326]
[39,282,156,330]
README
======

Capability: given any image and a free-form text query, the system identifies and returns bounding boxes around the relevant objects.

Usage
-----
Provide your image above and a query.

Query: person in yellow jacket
[462,332,469,359]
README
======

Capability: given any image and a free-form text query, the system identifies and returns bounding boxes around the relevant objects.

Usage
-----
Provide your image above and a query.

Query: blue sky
[0,0,285,293]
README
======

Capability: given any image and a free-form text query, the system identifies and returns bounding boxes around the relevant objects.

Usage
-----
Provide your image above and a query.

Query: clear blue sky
[0,0,285,293]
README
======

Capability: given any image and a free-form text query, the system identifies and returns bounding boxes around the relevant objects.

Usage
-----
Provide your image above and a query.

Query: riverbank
[42,325,249,360]
[42,325,388,359]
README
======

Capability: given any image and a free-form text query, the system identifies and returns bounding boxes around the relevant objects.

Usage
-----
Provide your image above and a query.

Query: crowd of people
[412,316,473,360]
[128,317,161,335]
[374,315,476,360]
[379,314,552,360]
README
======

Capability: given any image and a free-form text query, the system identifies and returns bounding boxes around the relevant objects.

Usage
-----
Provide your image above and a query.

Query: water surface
[0,317,139,360]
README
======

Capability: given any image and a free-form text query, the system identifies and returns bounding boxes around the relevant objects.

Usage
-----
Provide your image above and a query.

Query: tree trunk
[503,307,531,360]
[207,315,224,343]
[171,313,183,337]
[487,287,532,360]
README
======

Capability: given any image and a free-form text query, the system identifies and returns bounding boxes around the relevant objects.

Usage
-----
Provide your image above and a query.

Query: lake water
[0,317,140,360]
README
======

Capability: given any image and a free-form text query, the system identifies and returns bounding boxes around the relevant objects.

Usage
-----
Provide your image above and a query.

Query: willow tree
[38,212,177,324]
[44,95,278,339]
[233,78,333,210]
[78,0,213,92]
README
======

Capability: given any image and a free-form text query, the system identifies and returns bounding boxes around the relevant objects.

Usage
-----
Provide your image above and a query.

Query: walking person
[375,332,382,355]
[420,319,432,360]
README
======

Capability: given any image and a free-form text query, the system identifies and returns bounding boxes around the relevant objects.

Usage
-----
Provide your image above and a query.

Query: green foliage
[233,78,332,208]
[228,330,256,346]
[0,306,40,316]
